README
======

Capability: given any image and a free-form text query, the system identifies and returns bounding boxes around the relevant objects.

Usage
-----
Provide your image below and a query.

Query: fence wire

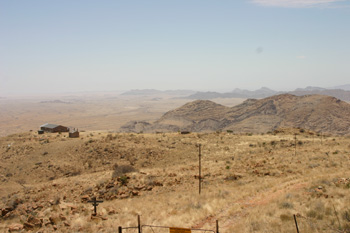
[141,225,215,233]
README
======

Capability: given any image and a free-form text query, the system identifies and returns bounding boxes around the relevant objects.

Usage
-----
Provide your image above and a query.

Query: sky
[1,0,350,95]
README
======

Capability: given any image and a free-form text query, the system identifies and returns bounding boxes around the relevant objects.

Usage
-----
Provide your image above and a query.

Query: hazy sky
[1,0,350,95]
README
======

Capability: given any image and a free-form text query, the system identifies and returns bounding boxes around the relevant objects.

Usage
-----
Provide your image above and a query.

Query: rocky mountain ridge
[121,94,350,135]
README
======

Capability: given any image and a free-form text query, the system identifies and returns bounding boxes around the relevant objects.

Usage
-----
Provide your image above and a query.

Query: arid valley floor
[1,95,350,232]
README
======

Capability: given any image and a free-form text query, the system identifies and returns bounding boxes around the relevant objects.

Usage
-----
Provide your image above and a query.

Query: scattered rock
[59,213,66,221]
[81,195,90,202]
[1,207,13,217]
[49,215,60,225]
[23,222,35,230]
[27,215,42,227]
[8,224,23,232]
[43,218,51,226]
[107,209,117,215]
[224,173,243,181]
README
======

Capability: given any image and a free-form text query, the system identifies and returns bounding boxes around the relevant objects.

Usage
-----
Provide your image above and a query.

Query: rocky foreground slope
[2,130,350,232]
[121,94,350,135]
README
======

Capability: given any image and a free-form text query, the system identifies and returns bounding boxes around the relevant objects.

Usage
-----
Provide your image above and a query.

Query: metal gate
[142,225,215,233]
[118,215,218,233]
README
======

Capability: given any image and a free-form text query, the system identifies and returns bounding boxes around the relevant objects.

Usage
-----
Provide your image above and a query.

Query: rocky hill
[121,94,350,135]
[289,88,350,101]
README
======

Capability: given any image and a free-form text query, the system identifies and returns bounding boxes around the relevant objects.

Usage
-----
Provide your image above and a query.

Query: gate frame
[142,224,215,233]
[118,215,219,233]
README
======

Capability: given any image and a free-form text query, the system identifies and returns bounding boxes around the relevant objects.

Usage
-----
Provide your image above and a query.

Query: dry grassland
[1,129,350,232]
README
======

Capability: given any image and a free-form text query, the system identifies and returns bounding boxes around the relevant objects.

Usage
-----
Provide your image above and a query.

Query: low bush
[112,163,137,178]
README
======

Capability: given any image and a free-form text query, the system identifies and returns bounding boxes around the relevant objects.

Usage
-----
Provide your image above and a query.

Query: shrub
[307,209,317,218]
[342,209,350,222]
[112,164,136,178]
[280,202,294,209]
[280,214,292,221]
[119,175,128,185]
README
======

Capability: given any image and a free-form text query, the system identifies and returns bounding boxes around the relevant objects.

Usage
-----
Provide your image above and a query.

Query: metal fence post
[118,226,122,233]
[199,144,202,195]
[216,220,219,233]
[138,215,141,233]
[293,215,299,233]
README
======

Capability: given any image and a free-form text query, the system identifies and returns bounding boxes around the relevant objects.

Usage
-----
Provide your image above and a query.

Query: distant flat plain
[0,92,245,137]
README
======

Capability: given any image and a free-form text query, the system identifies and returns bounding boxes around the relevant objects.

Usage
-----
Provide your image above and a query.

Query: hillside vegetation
[1,130,350,232]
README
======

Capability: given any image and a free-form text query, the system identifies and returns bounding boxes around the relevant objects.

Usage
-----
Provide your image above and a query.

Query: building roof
[40,123,59,129]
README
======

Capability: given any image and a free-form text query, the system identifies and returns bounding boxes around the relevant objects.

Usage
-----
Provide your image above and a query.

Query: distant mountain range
[332,84,350,91]
[186,87,277,99]
[40,100,71,104]
[120,94,350,135]
[121,89,196,96]
[120,85,350,101]
[184,86,350,101]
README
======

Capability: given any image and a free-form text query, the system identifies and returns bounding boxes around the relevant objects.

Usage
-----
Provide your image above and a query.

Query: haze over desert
[2,0,350,232]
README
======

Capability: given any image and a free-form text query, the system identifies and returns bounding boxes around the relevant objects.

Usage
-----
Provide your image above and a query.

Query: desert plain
[1,93,350,233]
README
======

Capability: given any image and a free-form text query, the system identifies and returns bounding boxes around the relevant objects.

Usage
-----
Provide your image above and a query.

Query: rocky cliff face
[120,94,350,135]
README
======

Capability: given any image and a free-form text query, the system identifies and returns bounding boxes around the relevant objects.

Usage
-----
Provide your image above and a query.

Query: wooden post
[293,215,299,233]
[87,197,103,216]
[216,220,219,233]
[138,215,141,233]
[199,144,202,195]
[118,226,122,233]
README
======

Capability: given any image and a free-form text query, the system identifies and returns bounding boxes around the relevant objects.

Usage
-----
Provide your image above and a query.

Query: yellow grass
[1,129,350,232]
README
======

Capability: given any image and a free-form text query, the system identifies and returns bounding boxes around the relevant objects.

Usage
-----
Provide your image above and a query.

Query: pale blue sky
[1,0,350,95]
